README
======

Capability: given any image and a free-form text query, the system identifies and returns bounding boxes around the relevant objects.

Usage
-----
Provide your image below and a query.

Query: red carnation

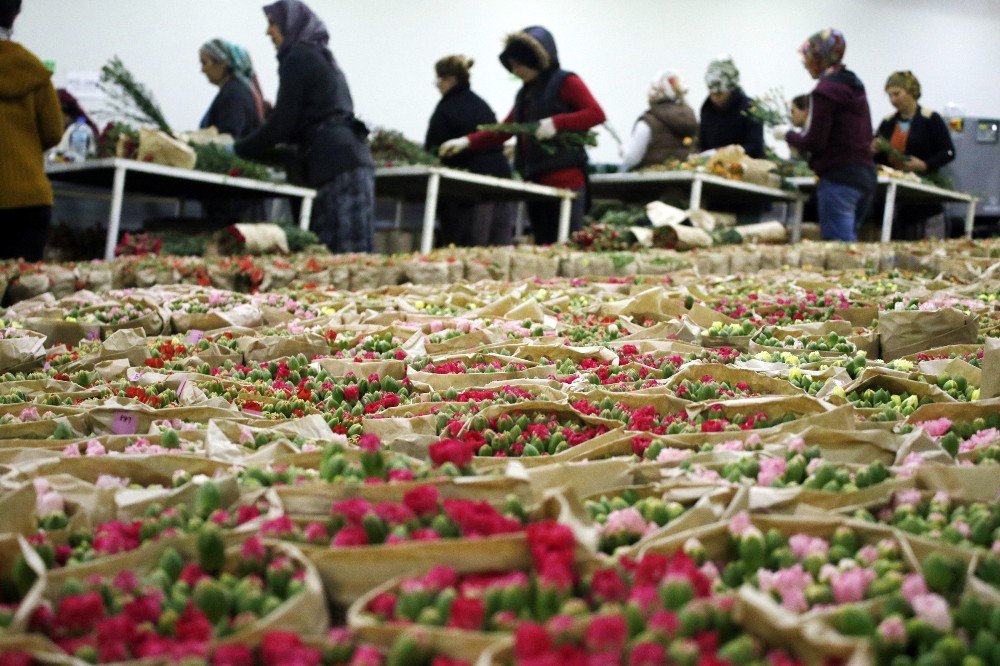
[403,485,440,517]
[448,597,485,630]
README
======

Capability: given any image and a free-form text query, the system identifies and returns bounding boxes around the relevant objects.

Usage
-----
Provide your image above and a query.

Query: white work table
[374,165,576,252]
[46,158,317,260]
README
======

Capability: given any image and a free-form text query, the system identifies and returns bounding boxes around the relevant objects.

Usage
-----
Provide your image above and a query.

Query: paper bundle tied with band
[983,337,1000,399]
[136,127,197,169]
[705,144,780,187]
[878,307,979,361]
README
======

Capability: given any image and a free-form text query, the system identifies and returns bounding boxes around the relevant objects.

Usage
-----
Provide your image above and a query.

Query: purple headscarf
[263,0,332,62]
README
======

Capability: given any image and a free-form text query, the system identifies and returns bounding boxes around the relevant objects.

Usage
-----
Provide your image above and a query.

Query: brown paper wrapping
[983,337,1000,399]
[878,307,979,361]
[734,221,787,244]
[137,128,197,169]
[0,329,46,372]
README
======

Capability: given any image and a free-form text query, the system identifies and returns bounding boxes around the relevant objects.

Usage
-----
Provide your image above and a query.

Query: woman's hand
[903,156,927,173]
[439,137,470,157]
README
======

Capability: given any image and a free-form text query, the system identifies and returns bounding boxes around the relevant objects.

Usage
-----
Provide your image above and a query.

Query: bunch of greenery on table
[477,122,598,155]
[190,144,273,181]
[99,56,174,136]
[743,87,790,127]
[369,128,439,167]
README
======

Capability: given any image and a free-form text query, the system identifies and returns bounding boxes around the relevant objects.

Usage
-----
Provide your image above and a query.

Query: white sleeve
[619,121,652,171]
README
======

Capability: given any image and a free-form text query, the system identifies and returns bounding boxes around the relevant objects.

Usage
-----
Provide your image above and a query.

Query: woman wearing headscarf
[199,38,266,139]
[235,0,375,253]
[619,69,698,171]
[0,0,64,261]
[778,29,876,242]
[439,25,606,245]
[424,55,513,247]
[872,71,955,239]
[698,55,763,158]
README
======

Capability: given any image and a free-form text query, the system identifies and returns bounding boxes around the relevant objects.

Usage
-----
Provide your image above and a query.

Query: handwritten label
[112,411,138,435]
[186,329,205,345]
[127,368,145,383]
[176,379,188,396]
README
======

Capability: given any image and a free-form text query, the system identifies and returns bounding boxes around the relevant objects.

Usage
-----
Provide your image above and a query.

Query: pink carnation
[602,508,653,537]
[728,512,753,537]
[920,417,952,438]
[831,567,876,603]
[900,573,928,603]
[757,457,787,486]
[912,593,952,631]
[788,534,829,559]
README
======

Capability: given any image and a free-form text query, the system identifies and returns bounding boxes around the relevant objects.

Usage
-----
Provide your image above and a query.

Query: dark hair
[0,0,21,29]
[791,94,810,111]
[434,55,473,86]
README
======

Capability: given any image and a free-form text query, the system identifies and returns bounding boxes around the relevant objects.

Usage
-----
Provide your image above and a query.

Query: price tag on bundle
[176,378,189,398]
[112,411,138,435]
[127,368,145,383]
[186,329,205,345]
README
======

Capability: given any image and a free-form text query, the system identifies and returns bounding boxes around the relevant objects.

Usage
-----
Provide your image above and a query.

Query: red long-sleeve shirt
[466,73,605,190]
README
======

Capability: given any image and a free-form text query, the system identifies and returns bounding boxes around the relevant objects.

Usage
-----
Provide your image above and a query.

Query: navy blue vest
[512,69,588,181]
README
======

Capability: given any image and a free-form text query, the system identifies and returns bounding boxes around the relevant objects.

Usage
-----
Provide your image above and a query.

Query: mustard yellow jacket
[0,41,64,209]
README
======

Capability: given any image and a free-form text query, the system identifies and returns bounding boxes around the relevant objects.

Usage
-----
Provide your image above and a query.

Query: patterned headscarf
[800,28,846,72]
[648,69,687,104]
[705,55,739,94]
[885,70,921,100]
[263,0,332,63]
[200,38,266,119]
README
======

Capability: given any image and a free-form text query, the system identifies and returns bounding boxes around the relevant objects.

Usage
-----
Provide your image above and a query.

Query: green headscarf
[200,38,265,117]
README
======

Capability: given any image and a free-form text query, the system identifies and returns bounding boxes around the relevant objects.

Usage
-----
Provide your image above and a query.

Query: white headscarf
[648,69,686,104]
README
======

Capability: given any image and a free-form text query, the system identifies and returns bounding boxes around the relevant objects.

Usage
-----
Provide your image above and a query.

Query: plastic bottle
[67,117,95,161]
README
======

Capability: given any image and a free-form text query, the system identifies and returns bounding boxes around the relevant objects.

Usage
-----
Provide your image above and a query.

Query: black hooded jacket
[235,43,373,187]
[698,87,764,158]
[425,83,510,178]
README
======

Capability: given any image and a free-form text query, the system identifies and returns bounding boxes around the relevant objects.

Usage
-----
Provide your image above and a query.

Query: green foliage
[477,122,598,155]
[191,144,272,181]
[100,56,173,135]
[278,224,321,252]
[370,128,439,167]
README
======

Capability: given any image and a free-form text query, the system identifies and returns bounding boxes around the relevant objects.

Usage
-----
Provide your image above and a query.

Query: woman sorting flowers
[439,25,606,245]
[872,70,956,240]
[199,38,267,140]
[199,38,268,222]
[778,29,876,242]
[235,0,375,253]
[619,69,698,171]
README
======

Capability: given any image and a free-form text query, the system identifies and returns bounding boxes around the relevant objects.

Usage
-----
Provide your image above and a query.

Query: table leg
[789,199,804,244]
[298,195,314,231]
[394,200,404,229]
[556,195,573,244]
[690,176,704,210]
[103,166,127,261]
[420,172,441,254]
[880,182,898,243]
[964,200,976,239]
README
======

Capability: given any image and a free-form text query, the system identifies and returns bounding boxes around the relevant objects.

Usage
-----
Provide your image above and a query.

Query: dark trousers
[527,186,586,245]
[0,206,51,262]
[438,201,514,247]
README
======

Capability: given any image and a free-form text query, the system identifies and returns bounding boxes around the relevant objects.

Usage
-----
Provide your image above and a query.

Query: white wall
[14,0,1000,163]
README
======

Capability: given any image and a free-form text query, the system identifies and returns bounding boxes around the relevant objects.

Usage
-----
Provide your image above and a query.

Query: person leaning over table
[619,69,699,171]
[439,25,606,245]
[698,55,764,158]
[776,29,876,243]
[424,54,514,247]
[0,0,64,262]
[199,38,268,140]
[199,38,270,224]
[872,70,956,240]
[235,0,375,253]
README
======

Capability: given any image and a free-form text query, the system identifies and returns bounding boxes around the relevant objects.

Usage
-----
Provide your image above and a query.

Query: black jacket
[200,79,262,139]
[698,86,764,158]
[875,106,955,173]
[425,83,510,178]
[235,44,372,187]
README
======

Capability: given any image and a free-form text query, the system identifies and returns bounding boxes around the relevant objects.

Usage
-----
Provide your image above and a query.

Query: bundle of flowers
[430,410,610,459]
[584,489,691,554]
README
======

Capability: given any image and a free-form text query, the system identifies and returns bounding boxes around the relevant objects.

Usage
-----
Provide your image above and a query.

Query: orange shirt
[888,123,909,169]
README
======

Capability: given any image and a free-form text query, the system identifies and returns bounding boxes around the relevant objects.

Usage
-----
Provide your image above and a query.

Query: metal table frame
[374,165,576,253]
[46,158,317,260]
[786,175,978,242]
[589,170,806,240]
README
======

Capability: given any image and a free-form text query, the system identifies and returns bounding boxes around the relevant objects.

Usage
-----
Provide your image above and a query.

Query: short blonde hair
[885,70,921,101]
[435,55,474,86]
